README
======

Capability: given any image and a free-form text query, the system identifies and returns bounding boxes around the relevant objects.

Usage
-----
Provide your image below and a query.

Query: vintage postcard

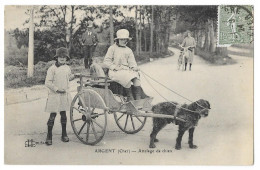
[4,4,254,165]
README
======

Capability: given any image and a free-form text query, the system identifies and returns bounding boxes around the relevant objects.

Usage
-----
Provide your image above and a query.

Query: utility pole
[27,6,34,77]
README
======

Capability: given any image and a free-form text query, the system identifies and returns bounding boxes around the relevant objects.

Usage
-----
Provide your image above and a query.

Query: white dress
[181,37,196,64]
[45,64,72,113]
[103,44,140,87]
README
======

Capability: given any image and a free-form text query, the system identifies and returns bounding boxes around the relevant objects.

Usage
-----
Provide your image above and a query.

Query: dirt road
[4,47,253,165]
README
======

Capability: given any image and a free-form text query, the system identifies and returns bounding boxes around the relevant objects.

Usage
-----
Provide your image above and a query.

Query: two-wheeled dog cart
[70,74,186,145]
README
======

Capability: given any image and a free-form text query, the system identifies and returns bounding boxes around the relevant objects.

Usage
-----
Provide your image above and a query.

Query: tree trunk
[150,5,154,56]
[203,20,210,51]
[139,6,142,53]
[201,28,206,48]
[209,19,216,52]
[197,29,204,48]
[109,6,114,45]
[61,6,67,47]
[216,47,228,57]
[143,9,147,52]
[155,10,160,54]
[196,29,200,47]
[157,13,162,54]
[135,5,140,55]
[27,7,34,77]
[156,33,160,54]
[68,5,75,56]
[164,8,171,54]
[195,30,200,45]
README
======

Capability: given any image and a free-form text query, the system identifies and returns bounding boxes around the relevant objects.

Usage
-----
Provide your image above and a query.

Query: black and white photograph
[3,2,254,165]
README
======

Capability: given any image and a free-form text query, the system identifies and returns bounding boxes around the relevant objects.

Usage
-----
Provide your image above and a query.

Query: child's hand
[56,89,66,93]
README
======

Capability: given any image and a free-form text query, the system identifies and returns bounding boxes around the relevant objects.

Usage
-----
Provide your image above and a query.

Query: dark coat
[81,31,98,46]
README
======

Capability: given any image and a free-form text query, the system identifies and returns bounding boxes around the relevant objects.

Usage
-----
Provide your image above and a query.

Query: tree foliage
[7,5,232,66]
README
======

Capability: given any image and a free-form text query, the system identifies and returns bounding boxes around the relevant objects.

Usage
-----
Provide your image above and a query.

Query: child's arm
[45,66,59,92]
[103,46,117,71]
[68,67,80,81]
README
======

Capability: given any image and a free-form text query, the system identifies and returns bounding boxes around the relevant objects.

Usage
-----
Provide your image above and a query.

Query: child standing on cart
[45,47,75,146]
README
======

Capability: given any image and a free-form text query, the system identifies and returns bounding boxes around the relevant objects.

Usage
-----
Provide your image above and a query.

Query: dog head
[191,99,211,118]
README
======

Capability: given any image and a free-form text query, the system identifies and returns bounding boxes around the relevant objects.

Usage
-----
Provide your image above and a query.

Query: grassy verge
[228,50,253,58]
[195,48,236,65]
[228,44,253,58]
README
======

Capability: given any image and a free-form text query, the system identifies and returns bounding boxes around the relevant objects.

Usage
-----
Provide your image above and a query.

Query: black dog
[149,99,211,150]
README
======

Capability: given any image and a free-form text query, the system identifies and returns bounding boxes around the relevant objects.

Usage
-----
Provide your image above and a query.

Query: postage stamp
[218,5,254,45]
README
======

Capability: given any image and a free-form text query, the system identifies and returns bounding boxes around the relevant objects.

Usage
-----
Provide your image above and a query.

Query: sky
[4,6,30,30]
[4,5,135,31]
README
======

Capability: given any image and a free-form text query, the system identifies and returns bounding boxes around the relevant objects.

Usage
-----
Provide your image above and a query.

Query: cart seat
[89,62,149,100]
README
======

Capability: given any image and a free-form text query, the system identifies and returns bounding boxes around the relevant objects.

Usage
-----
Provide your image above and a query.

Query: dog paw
[154,138,159,142]
[175,145,182,150]
[149,144,156,148]
[189,145,198,149]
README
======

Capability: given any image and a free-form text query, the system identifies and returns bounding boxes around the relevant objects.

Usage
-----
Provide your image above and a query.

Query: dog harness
[174,104,181,120]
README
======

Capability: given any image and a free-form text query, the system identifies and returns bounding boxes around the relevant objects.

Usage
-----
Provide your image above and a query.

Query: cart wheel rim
[70,90,107,145]
[113,112,146,134]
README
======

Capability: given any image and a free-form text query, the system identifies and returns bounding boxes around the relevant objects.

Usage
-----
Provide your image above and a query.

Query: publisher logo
[25,139,36,147]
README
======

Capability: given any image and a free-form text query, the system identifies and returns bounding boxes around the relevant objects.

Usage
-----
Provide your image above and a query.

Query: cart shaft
[135,112,186,122]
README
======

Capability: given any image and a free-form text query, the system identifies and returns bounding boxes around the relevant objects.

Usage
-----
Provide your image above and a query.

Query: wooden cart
[70,74,186,145]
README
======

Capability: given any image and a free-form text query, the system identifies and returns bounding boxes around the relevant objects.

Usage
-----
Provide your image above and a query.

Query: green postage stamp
[218,5,254,45]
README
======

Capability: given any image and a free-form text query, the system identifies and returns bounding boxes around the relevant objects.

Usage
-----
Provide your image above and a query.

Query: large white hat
[115,29,132,40]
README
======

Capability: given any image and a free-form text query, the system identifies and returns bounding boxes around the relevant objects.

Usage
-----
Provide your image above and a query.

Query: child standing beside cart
[45,47,76,146]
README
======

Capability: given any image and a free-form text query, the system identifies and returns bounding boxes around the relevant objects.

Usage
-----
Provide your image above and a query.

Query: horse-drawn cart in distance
[70,74,186,145]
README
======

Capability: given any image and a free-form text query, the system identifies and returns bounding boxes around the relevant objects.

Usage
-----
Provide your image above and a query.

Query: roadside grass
[4,59,85,89]
[195,47,236,65]
[228,50,253,58]
[232,43,254,49]
[228,44,254,58]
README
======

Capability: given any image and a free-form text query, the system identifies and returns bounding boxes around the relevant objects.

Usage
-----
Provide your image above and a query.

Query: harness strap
[141,70,210,111]
[174,104,181,120]
[142,72,200,114]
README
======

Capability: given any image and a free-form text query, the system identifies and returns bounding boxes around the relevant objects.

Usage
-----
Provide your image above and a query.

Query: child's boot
[61,123,69,142]
[133,86,142,100]
[46,113,56,146]
[125,88,134,102]
[46,126,53,145]
[60,112,69,142]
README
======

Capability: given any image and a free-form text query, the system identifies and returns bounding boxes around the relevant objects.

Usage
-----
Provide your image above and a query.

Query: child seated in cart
[44,47,76,146]
[103,29,142,102]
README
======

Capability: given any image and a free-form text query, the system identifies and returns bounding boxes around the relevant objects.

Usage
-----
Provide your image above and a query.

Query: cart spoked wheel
[70,89,107,145]
[113,112,147,134]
